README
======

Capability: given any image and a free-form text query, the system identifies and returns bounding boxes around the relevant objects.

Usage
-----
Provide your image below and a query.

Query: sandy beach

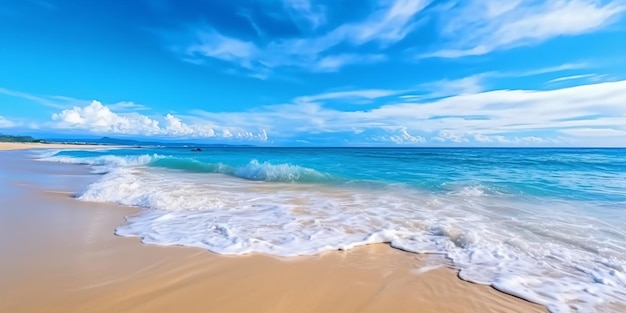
[0,142,107,150]
[0,150,547,313]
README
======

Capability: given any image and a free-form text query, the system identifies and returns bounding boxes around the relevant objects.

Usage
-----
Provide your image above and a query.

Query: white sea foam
[48,154,626,313]
[31,149,65,159]
[43,154,159,173]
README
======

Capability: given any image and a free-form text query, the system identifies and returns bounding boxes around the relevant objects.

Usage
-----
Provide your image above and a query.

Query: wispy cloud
[179,0,432,77]
[108,101,151,112]
[0,87,150,112]
[0,87,71,109]
[423,0,625,58]
[190,79,626,146]
[6,78,626,146]
[314,54,387,72]
[0,116,14,128]
[293,88,406,105]
[282,0,326,31]
[400,62,594,102]
[559,127,626,137]
[417,74,487,98]
[511,62,590,77]
[186,30,258,68]
[547,74,599,83]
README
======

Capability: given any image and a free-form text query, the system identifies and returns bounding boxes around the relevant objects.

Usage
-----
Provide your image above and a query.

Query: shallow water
[39,147,626,312]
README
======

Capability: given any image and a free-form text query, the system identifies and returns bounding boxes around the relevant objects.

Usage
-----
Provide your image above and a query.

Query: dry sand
[0,150,547,313]
[0,142,107,150]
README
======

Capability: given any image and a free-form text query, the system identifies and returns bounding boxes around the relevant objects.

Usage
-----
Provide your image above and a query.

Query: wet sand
[0,150,547,313]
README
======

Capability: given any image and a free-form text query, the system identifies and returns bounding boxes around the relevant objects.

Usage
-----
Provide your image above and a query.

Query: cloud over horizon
[1,0,625,146]
[8,78,620,146]
[51,101,269,142]
[0,116,14,128]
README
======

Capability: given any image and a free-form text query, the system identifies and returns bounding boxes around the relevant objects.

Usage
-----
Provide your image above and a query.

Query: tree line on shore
[0,134,45,143]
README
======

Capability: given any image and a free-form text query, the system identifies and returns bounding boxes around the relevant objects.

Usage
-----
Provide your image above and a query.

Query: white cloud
[0,87,149,112]
[424,0,625,58]
[559,128,626,137]
[109,101,150,111]
[380,127,426,144]
[192,79,626,146]
[345,127,427,145]
[418,74,487,98]
[473,133,548,144]
[433,130,469,143]
[51,101,268,141]
[7,78,626,146]
[547,74,599,83]
[514,62,590,77]
[294,88,404,105]
[187,30,258,69]
[163,113,194,135]
[52,101,162,134]
[282,0,326,30]
[314,54,387,72]
[182,0,431,75]
[346,0,432,45]
[0,116,14,128]
[0,87,70,109]
[400,64,593,102]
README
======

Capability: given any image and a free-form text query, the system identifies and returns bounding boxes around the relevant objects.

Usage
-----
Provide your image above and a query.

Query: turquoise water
[51,147,626,200]
[41,147,626,312]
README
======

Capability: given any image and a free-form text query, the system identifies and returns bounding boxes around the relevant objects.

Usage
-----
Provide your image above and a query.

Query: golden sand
[0,142,106,150]
[0,152,547,313]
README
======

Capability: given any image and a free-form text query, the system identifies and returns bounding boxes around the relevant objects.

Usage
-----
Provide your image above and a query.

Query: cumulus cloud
[424,0,625,58]
[52,101,161,134]
[370,127,426,144]
[51,101,268,141]
[433,130,469,143]
[473,134,547,144]
[163,113,194,135]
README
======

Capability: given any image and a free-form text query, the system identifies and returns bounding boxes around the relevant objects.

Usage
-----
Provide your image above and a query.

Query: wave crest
[232,160,329,182]
[151,157,330,182]
[43,153,331,183]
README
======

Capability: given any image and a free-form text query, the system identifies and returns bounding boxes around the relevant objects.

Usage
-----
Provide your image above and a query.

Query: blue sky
[1,0,625,146]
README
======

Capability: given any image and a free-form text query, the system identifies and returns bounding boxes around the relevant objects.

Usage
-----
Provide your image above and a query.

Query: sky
[1,0,625,146]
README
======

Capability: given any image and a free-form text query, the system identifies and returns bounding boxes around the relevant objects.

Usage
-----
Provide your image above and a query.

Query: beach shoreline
[0,150,547,313]
[0,142,112,151]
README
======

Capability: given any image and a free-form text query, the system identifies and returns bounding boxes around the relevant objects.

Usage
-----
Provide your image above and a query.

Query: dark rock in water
[191,148,202,152]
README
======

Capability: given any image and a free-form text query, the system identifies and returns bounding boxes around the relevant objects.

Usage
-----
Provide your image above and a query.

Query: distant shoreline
[0,142,110,151]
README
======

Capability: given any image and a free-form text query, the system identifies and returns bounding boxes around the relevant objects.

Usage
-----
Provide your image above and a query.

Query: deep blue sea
[39,147,626,312]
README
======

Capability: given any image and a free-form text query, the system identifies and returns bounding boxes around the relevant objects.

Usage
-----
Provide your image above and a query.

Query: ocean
[37,147,626,312]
